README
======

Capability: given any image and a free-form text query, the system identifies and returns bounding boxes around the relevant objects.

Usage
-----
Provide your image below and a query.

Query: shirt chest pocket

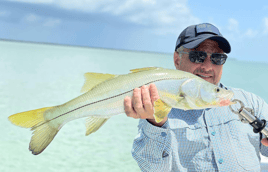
[171,120,210,157]
[227,120,260,169]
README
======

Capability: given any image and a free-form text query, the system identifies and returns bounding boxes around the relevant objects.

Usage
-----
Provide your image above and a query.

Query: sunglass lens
[211,54,227,65]
[189,51,206,63]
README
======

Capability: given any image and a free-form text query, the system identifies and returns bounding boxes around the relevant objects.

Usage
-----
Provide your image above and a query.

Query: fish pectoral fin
[81,73,118,93]
[85,117,110,136]
[130,67,160,73]
[159,91,179,101]
[177,92,185,102]
[8,106,59,155]
[153,99,172,123]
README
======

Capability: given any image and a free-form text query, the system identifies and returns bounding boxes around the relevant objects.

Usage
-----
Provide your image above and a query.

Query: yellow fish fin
[159,91,185,102]
[29,121,59,155]
[8,107,53,128]
[81,73,118,93]
[159,91,178,101]
[177,93,185,102]
[8,106,59,155]
[153,99,172,123]
[130,67,160,73]
[85,117,110,136]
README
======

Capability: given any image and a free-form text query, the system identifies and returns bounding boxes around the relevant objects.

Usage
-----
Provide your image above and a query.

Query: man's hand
[124,84,167,127]
[261,138,268,146]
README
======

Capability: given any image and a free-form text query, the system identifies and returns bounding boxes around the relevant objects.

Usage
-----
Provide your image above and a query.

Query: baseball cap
[175,23,231,53]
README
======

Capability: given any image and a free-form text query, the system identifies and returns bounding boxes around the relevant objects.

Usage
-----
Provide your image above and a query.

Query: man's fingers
[132,88,145,115]
[149,83,160,104]
[261,138,268,147]
[125,85,158,120]
[124,96,138,119]
[141,85,154,116]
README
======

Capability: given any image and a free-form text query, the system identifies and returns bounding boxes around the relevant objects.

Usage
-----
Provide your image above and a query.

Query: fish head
[196,82,234,108]
[173,78,234,110]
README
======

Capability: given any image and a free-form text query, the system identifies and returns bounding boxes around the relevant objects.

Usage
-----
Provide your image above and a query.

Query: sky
[0,0,268,62]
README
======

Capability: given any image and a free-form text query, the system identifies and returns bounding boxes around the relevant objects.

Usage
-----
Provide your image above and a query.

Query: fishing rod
[229,99,268,139]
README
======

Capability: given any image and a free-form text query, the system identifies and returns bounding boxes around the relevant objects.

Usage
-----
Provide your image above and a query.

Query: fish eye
[215,87,220,93]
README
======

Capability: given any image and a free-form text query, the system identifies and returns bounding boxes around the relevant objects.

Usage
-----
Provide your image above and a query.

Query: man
[124,23,268,171]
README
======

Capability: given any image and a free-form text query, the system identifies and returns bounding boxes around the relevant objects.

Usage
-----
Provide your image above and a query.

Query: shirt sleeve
[251,93,268,156]
[131,119,172,172]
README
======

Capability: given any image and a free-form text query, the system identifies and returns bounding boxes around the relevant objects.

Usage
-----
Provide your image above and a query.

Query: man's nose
[201,55,212,71]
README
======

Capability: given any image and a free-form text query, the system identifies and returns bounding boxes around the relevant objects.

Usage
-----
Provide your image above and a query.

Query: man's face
[174,39,224,85]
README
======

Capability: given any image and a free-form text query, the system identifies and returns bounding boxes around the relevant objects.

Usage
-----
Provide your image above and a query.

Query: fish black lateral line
[8,67,234,155]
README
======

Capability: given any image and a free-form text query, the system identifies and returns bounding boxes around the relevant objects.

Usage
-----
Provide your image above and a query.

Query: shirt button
[211,131,216,136]
[218,159,223,164]
[162,151,168,157]
[161,132,167,137]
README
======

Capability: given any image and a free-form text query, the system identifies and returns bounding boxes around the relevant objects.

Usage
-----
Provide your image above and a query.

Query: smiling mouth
[196,74,212,78]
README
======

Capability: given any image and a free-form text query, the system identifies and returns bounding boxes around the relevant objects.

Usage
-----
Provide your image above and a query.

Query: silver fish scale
[87,68,193,97]
[45,68,199,124]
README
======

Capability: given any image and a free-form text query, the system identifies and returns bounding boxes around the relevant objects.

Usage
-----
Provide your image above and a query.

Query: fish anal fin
[81,73,117,93]
[130,67,160,73]
[85,117,109,136]
[153,99,172,123]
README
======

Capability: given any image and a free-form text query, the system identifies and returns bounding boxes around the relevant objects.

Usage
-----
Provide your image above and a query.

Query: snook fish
[8,67,234,155]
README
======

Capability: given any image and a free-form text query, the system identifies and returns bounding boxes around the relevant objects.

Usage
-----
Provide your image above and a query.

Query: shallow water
[1,40,268,171]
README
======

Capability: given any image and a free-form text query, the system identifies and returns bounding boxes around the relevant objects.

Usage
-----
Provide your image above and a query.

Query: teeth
[198,74,210,78]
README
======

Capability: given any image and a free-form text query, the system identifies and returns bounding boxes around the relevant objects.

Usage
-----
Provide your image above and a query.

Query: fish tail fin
[85,117,110,136]
[8,107,59,155]
[29,121,59,155]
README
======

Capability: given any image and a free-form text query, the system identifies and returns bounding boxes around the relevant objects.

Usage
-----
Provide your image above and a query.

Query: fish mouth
[219,91,235,106]
[225,91,234,100]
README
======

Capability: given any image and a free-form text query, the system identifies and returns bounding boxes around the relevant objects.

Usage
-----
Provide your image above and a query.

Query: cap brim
[182,34,231,53]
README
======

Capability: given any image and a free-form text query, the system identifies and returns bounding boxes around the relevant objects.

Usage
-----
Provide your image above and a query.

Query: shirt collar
[218,82,228,90]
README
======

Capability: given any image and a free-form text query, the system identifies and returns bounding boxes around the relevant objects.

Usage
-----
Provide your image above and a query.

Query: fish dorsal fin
[153,99,172,123]
[85,117,110,136]
[130,67,160,73]
[81,73,117,93]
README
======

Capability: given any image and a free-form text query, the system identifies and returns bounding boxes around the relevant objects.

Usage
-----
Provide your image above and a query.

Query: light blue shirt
[132,83,268,171]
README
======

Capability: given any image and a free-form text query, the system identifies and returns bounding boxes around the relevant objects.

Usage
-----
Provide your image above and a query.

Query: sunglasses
[179,51,227,65]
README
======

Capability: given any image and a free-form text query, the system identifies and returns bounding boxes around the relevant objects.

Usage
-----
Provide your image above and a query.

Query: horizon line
[1,38,267,64]
[0,38,172,55]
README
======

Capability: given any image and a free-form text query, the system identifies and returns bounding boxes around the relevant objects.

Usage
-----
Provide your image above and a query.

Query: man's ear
[173,51,180,69]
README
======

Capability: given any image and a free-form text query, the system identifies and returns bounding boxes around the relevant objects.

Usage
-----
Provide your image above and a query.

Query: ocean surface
[1,40,268,172]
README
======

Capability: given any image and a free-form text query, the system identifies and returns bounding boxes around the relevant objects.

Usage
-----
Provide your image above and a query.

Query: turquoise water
[1,40,268,172]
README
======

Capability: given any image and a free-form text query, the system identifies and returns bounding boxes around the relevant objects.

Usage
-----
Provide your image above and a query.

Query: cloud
[244,28,258,38]
[24,13,40,22]
[9,0,54,4]
[227,18,239,33]
[22,13,61,27]
[224,18,261,41]
[43,18,61,27]
[263,17,268,34]
[263,6,268,10]
[0,11,11,17]
[8,0,200,35]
